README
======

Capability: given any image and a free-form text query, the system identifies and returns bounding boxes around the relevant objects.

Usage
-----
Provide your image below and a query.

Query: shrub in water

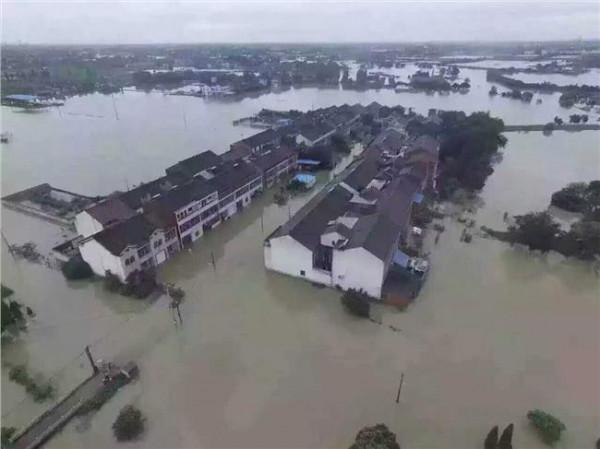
[350,424,400,449]
[61,255,94,280]
[113,405,145,441]
[527,409,566,445]
[341,289,371,318]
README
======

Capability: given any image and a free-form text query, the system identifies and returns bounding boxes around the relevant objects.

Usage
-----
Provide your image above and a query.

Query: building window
[300,270,305,276]
[124,256,135,266]
[165,229,177,241]
[153,239,163,249]
[138,245,150,257]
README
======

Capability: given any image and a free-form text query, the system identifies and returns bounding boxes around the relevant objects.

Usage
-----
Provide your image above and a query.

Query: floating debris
[9,242,43,263]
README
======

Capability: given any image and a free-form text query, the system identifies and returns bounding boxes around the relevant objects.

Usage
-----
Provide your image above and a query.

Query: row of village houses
[263,130,439,300]
[74,103,377,282]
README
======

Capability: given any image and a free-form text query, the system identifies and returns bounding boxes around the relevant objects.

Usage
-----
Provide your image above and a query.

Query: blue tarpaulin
[412,192,424,204]
[293,173,316,188]
[297,159,321,166]
[393,250,410,268]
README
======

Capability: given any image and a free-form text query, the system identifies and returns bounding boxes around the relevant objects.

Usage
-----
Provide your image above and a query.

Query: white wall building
[75,197,136,238]
[264,157,423,299]
[79,214,179,281]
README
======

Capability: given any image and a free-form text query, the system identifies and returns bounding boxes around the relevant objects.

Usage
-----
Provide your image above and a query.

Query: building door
[156,250,167,265]
[236,199,243,212]
[182,234,192,247]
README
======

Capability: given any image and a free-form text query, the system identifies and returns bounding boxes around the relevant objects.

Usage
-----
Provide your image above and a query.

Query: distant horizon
[3,1,599,45]
[2,38,599,47]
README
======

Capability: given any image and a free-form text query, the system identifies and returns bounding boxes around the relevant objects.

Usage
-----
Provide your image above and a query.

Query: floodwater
[1,66,599,449]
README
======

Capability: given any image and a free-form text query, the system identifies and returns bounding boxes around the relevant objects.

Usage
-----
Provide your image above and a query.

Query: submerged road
[11,363,136,449]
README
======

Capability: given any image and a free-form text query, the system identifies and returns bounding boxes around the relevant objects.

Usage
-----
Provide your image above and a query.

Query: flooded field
[1,69,599,448]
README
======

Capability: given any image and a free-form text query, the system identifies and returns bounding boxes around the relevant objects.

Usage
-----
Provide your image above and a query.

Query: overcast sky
[2,1,599,45]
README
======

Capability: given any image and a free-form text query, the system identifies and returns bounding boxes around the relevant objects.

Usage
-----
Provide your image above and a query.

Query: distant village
[4,101,441,304]
[2,41,599,102]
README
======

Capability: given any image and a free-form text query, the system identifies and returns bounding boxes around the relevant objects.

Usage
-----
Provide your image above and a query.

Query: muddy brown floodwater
[1,68,599,448]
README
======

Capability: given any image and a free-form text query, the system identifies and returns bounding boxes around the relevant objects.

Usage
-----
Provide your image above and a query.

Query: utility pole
[260,212,264,233]
[85,345,99,375]
[1,230,16,261]
[111,95,119,120]
[395,372,405,403]
[210,251,216,271]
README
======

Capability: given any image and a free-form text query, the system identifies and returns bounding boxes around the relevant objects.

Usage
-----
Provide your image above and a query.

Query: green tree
[331,133,350,154]
[113,405,145,442]
[350,424,400,449]
[61,256,93,280]
[1,426,17,448]
[484,425,499,449]
[438,111,506,195]
[341,289,371,318]
[498,423,513,449]
[527,409,566,445]
[508,212,561,252]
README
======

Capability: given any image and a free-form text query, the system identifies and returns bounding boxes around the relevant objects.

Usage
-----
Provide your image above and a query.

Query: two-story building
[264,138,426,299]
[208,160,263,220]
[227,129,280,161]
[78,213,180,282]
[249,145,298,188]
[143,179,219,247]
[75,197,137,238]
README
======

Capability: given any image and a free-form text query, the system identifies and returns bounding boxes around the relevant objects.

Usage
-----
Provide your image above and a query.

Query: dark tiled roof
[208,160,262,197]
[93,214,157,256]
[377,176,421,228]
[346,214,400,261]
[269,185,353,250]
[250,146,296,172]
[297,122,335,142]
[143,178,216,221]
[343,148,381,191]
[371,128,404,153]
[221,146,251,163]
[165,150,222,180]
[85,197,136,226]
[232,129,278,149]
[362,215,402,261]
[344,176,421,261]
[119,176,174,210]
[323,222,353,240]
[412,135,439,155]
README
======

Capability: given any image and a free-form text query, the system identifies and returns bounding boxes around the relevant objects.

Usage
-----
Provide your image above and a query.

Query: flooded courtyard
[1,68,599,448]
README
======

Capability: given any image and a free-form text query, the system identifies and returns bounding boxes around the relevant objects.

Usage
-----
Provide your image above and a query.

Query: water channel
[1,64,599,448]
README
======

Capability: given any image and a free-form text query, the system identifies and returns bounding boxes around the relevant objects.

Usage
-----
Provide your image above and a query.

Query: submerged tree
[61,255,93,280]
[508,212,561,252]
[498,423,514,449]
[113,405,145,442]
[484,425,499,449]
[350,424,400,449]
[341,289,371,318]
[1,426,17,448]
[527,409,566,445]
